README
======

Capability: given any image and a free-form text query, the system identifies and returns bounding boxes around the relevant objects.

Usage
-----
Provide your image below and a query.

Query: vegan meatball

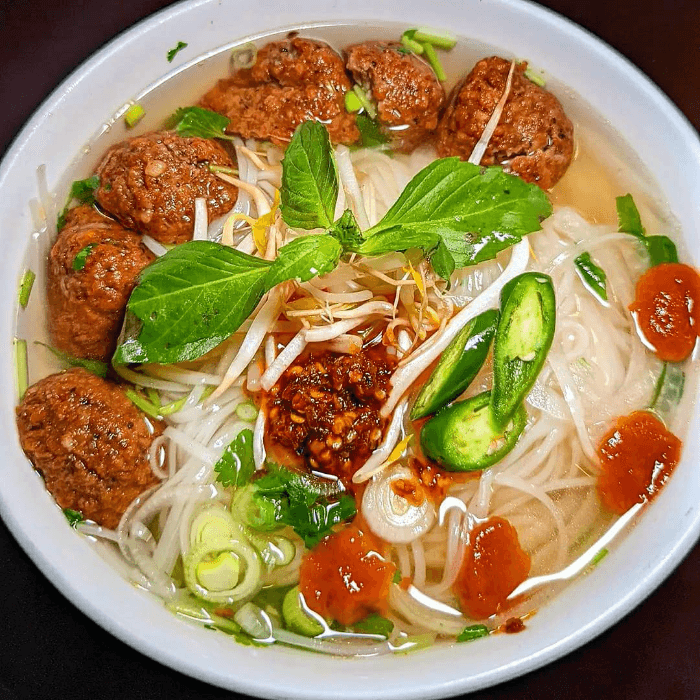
[47,205,154,362]
[16,368,161,529]
[436,57,574,189]
[200,37,359,146]
[95,131,238,244]
[345,41,445,152]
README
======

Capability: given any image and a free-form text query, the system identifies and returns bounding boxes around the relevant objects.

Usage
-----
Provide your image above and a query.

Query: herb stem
[14,338,28,399]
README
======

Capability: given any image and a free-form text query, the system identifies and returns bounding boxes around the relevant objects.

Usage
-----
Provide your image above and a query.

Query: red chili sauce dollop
[597,410,682,514]
[630,262,700,362]
[299,524,396,625]
[453,517,530,619]
[266,347,395,485]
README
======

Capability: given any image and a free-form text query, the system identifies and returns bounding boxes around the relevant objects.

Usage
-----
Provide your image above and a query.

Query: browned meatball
[200,37,359,146]
[16,368,161,529]
[47,205,154,362]
[436,57,574,190]
[95,132,238,244]
[345,42,445,152]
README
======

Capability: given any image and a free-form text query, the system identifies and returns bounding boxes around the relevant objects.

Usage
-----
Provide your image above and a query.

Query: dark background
[1,1,699,698]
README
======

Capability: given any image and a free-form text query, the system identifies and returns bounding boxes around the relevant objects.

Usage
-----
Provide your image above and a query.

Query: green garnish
[264,234,342,289]
[168,106,234,141]
[56,175,100,230]
[420,42,446,81]
[14,338,27,399]
[63,508,85,528]
[124,389,162,418]
[214,429,255,487]
[400,29,425,55]
[650,362,685,421]
[412,27,457,50]
[574,251,608,302]
[590,548,609,567]
[353,614,394,637]
[18,269,35,308]
[344,90,363,113]
[644,235,678,266]
[456,624,489,642]
[35,342,109,377]
[392,570,402,584]
[167,41,188,63]
[351,85,378,119]
[125,104,145,128]
[72,243,98,271]
[524,67,546,87]
[355,114,389,149]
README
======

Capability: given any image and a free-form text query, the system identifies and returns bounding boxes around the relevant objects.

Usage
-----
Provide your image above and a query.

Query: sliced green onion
[235,400,258,422]
[209,164,238,175]
[420,42,446,81]
[146,387,161,406]
[196,551,241,591]
[124,104,145,128]
[231,42,258,71]
[393,633,436,653]
[524,67,546,87]
[590,548,609,567]
[344,90,363,113]
[159,395,188,416]
[18,270,35,309]
[124,389,162,418]
[400,30,424,55]
[457,624,489,642]
[234,602,272,639]
[14,338,28,399]
[190,505,242,549]
[412,28,457,50]
[352,85,378,119]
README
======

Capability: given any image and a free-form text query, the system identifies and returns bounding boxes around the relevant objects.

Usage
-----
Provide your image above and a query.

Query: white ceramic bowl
[1,1,699,698]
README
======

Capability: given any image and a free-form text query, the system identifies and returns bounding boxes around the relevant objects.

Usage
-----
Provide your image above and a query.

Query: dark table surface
[1,1,699,699]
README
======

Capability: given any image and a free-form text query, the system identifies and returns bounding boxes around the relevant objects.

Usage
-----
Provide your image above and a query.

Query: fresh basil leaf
[574,251,607,302]
[215,428,255,487]
[36,342,109,377]
[356,114,389,148]
[616,194,645,237]
[353,614,394,637]
[363,159,552,268]
[430,239,456,282]
[645,235,678,266]
[63,508,84,528]
[280,121,338,230]
[114,241,271,365]
[57,176,100,230]
[265,235,342,290]
[328,209,363,250]
[168,106,233,140]
[167,41,188,63]
[357,227,439,256]
[72,243,97,271]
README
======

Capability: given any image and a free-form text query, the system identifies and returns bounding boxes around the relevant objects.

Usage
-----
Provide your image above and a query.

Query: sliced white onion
[362,464,436,544]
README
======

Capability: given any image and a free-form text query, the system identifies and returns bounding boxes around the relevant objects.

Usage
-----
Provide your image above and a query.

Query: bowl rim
[1,0,700,698]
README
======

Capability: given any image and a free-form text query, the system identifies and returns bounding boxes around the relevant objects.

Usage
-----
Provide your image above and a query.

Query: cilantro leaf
[264,234,342,290]
[57,176,100,230]
[215,429,255,487]
[356,114,389,148]
[113,241,271,365]
[72,243,97,271]
[362,158,552,268]
[280,121,339,230]
[284,495,356,549]
[63,508,84,528]
[168,106,233,141]
[328,209,363,250]
[616,193,645,237]
[574,251,607,302]
[36,342,108,377]
[167,41,188,63]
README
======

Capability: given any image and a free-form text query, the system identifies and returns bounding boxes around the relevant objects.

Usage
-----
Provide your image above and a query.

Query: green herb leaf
[644,235,678,266]
[280,121,339,230]
[328,209,363,250]
[36,342,109,377]
[72,243,98,271]
[215,429,255,487]
[63,508,84,528]
[574,251,608,302]
[285,495,356,549]
[616,193,645,237]
[113,241,271,365]
[264,235,342,290]
[456,624,489,642]
[392,570,402,584]
[168,106,233,141]
[362,158,551,267]
[430,240,456,282]
[57,176,100,230]
[356,114,389,148]
[353,614,394,637]
[167,41,188,63]
[650,362,685,421]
